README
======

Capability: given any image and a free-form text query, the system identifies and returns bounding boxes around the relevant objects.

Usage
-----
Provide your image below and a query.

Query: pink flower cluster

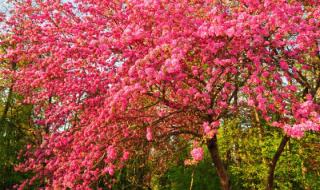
[203,121,219,138]
[191,147,204,162]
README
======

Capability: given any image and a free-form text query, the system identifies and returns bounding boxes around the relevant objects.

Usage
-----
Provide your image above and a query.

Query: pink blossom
[122,151,130,161]
[225,27,235,37]
[107,146,117,161]
[191,147,204,161]
[279,60,289,71]
[203,122,211,134]
[146,127,153,141]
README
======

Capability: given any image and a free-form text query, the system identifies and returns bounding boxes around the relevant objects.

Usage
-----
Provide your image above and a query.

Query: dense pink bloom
[203,122,211,135]
[4,0,319,188]
[279,60,289,71]
[191,147,204,161]
[146,127,153,141]
[107,166,115,176]
[107,146,117,161]
[203,121,219,137]
[122,151,130,161]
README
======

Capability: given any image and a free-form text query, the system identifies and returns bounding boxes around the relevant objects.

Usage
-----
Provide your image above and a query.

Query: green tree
[218,118,320,190]
[0,40,36,189]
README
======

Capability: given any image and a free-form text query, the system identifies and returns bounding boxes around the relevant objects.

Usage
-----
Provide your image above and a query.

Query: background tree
[0,37,37,189]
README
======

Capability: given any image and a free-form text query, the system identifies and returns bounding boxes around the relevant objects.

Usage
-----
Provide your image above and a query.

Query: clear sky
[0,0,11,31]
[0,0,11,13]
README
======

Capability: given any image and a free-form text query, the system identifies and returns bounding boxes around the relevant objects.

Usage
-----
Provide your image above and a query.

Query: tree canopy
[0,0,319,189]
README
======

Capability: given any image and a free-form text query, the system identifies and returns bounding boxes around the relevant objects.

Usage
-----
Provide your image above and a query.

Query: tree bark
[207,136,231,190]
[266,135,290,190]
[1,61,16,121]
[1,83,13,121]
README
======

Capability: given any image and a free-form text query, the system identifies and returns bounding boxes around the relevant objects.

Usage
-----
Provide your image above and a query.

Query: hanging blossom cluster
[185,141,204,165]
[191,147,204,162]
[203,121,220,138]
[185,146,204,166]
[273,95,320,138]
[1,0,319,189]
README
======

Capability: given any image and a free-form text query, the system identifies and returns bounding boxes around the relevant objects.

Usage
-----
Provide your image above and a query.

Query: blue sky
[0,0,11,13]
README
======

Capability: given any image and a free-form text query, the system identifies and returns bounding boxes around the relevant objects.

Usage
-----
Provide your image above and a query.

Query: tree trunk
[207,136,231,190]
[266,135,290,190]
[1,84,14,121]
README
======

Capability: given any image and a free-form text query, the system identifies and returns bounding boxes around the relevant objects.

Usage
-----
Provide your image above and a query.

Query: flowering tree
[3,0,320,189]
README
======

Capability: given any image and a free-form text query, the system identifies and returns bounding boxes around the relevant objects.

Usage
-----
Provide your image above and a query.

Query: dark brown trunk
[266,135,290,190]
[207,136,231,190]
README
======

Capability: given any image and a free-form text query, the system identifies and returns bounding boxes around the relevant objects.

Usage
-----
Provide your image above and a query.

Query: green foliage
[218,119,320,190]
[0,94,34,189]
[0,44,36,189]
[155,149,220,190]
[110,118,320,190]
[112,143,221,190]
